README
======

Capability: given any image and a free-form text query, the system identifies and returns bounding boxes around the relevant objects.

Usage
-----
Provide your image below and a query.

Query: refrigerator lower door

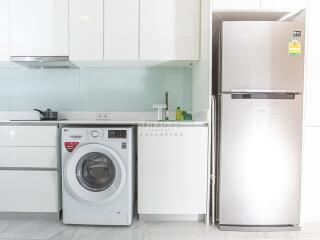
[219,93,303,227]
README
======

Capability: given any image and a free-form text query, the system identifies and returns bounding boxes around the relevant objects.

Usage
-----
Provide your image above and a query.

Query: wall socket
[96,112,111,120]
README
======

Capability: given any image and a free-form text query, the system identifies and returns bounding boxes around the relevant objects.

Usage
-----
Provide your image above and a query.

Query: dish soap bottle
[176,107,182,121]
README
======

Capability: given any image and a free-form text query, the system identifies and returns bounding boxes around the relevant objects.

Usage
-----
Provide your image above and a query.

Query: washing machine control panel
[87,129,127,140]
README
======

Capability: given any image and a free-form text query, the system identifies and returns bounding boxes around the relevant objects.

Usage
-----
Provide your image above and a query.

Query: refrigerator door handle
[231,92,296,100]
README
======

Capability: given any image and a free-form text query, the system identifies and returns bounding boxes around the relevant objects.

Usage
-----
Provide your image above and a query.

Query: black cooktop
[10,119,67,121]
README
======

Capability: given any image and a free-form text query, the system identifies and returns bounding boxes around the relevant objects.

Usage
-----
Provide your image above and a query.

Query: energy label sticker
[288,39,302,56]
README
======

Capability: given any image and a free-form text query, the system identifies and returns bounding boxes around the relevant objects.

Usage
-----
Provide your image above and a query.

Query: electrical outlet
[96,112,111,121]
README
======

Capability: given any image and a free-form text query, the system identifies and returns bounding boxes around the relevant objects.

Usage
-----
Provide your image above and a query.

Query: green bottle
[176,107,182,121]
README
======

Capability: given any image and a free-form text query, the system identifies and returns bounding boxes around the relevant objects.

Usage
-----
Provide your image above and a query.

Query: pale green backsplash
[0,67,192,111]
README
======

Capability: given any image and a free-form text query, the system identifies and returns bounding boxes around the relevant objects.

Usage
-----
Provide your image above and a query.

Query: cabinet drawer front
[0,171,58,212]
[0,126,57,146]
[0,147,57,168]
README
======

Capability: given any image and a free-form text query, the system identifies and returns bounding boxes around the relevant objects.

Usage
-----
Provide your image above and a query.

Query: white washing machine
[61,127,135,225]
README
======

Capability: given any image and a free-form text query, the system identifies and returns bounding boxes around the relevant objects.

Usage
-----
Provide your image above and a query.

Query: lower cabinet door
[138,126,208,214]
[0,170,59,212]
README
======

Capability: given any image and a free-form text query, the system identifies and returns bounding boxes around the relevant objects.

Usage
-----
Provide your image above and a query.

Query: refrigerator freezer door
[221,21,304,93]
[218,94,303,226]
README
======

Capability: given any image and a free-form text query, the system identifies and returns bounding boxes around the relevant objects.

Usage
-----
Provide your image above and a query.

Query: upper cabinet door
[212,0,260,10]
[140,0,200,60]
[104,0,139,60]
[9,0,68,56]
[260,0,307,10]
[69,0,103,60]
[0,0,9,61]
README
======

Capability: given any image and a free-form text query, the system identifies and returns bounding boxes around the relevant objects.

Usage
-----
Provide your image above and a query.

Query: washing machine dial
[89,130,100,138]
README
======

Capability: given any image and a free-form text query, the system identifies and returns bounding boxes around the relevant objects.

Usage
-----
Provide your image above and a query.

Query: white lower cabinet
[0,147,57,168]
[0,126,57,146]
[0,125,59,213]
[138,126,208,216]
[0,171,58,212]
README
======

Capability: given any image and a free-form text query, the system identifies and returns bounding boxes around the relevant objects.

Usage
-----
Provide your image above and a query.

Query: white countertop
[0,111,208,126]
[0,119,208,126]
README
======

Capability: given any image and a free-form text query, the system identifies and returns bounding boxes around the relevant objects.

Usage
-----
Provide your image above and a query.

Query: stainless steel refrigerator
[213,21,305,231]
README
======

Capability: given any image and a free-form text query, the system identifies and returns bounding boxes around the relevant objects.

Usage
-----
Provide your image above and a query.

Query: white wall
[301,0,320,222]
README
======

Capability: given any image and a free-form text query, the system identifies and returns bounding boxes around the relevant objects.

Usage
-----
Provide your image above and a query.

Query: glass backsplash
[0,67,192,111]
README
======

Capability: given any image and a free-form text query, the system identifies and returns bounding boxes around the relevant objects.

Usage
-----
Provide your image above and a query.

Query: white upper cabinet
[0,0,9,61]
[140,0,200,60]
[260,0,307,10]
[69,0,103,60]
[9,0,68,56]
[212,0,260,10]
[104,0,139,60]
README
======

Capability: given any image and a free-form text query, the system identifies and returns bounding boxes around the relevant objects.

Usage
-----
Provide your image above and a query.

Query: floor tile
[253,231,300,240]
[0,219,46,239]
[148,221,211,240]
[49,225,77,240]
[28,220,68,240]
[298,222,320,239]
[114,221,149,240]
[0,219,318,240]
[0,220,16,233]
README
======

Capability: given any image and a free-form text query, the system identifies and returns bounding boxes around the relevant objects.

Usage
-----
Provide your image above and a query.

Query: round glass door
[64,143,126,205]
[76,152,116,192]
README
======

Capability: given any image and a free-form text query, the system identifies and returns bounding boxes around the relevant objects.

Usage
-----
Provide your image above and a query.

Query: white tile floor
[0,218,319,240]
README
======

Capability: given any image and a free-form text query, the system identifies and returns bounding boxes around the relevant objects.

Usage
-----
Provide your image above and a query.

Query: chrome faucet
[152,104,167,121]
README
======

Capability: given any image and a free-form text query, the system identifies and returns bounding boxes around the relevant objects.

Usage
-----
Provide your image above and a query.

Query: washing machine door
[64,143,126,205]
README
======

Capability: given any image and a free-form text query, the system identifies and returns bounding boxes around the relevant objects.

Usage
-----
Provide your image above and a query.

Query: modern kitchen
[0,0,319,239]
